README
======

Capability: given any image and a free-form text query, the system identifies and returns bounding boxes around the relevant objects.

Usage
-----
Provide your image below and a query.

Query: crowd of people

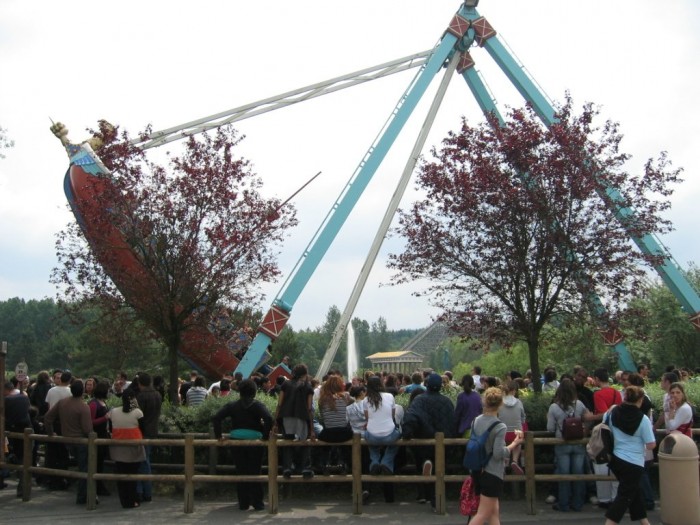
[1,360,697,521]
[3,369,162,508]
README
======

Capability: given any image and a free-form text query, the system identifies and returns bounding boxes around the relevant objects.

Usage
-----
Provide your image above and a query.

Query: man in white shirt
[471,366,482,391]
[45,371,72,409]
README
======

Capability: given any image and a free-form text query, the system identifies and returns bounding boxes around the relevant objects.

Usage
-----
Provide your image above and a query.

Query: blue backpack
[463,420,503,471]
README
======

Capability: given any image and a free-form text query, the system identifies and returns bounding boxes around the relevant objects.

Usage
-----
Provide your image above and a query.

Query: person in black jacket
[213,379,273,511]
[29,371,52,471]
[401,373,456,509]
[271,364,315,479]
[4,380,32,496]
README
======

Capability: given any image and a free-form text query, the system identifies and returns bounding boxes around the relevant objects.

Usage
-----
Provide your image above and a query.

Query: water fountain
[347,321,358,380]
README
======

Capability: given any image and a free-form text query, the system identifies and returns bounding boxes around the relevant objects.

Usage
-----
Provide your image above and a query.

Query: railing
[3,428,697,515]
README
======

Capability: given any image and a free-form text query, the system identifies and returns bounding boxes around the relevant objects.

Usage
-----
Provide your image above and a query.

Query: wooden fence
[3,428,697,515]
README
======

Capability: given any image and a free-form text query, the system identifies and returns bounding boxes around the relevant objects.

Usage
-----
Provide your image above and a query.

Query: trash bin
[658,432,700,525]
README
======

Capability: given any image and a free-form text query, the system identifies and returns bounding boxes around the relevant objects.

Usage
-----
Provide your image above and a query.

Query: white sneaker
[589,495,599,505]
[545,495,557,504]
[422,460,433,477]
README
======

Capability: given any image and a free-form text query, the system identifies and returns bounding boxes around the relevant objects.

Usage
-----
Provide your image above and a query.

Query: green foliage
[0,298,85,373]
[539,321,615,373]
[148,380,700,435]
[620,265,700,371]
[519,390,555,431]
[0,299,423,384]
[269,326,299,365]
[158,392,280,434]
[452,319,638,384]
[458,341,534,380]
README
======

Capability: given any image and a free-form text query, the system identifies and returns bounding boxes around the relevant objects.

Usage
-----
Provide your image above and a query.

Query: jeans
[366,427,401,471]
[136,445,152,498]
[639,460,655,508]
[554,444,586,511]
[68,444,88,502]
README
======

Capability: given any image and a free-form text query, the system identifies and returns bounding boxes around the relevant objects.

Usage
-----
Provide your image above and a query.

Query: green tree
[621,265,700,371]
[352,317,372,366]
[320,306,346,372]
[67,303,166,377]
[295,329,326,374]
[370,317,389,355]
[270,325,299,366]
[0,298,80,373]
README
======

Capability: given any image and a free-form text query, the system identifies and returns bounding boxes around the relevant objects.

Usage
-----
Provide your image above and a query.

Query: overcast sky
[1,0,699,332]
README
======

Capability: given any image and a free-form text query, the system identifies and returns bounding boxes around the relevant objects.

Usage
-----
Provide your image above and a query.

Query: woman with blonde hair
[468,387,524,525]
[498,380,526,475]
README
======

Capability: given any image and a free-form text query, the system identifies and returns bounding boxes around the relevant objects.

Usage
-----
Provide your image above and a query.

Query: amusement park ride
[54,1,700,380]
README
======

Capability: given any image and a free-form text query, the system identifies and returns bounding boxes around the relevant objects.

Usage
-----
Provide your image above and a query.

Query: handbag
[586,409,615,463]
[460,476,480,518]
[562,414,584,440]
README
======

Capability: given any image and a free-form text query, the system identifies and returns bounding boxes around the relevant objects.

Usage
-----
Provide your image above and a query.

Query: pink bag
[460,476,480,518]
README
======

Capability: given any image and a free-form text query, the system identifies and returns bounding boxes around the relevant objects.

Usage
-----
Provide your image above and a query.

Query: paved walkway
[0,481,664,525]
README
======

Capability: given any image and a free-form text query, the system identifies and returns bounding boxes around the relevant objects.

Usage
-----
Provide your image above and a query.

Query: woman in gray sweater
[469,387,524,525]
[546,378,591,512]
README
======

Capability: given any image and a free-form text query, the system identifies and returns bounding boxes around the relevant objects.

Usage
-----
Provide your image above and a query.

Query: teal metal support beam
[235,27,460,378]
[460,66,636,371]
[478,22,700,318]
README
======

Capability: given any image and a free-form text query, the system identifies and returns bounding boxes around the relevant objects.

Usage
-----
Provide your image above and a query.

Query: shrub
[152,381,700,436]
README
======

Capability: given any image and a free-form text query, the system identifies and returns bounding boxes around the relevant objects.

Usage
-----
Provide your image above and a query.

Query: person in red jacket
[592,367,622,509]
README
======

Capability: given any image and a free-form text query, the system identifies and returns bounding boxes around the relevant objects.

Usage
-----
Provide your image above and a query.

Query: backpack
[460,476,480,519]
[586,408,615,464]
[562,406,584,440]
[463,420,503,471]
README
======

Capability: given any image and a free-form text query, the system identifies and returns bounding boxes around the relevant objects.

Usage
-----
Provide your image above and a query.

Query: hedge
[152,381,700,435]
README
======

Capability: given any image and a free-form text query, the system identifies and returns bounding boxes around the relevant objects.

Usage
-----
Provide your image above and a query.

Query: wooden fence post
[208,429,217,475]
[268,434,279,514]
[21,428,32,501]
[435,432,446,515]
[86,432,97,510]
[352,433,362,514]
[525,431,536,515]
[184,434,195,514]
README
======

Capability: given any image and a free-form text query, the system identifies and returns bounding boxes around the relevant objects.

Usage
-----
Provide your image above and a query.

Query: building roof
[367,350,424,360]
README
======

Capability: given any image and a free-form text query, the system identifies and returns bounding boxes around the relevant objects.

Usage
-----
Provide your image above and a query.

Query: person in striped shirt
[318,375,353,473]
[185,376,208,407]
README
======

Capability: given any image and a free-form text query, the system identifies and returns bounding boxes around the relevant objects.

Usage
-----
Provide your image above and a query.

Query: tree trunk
[167,336,181,406]
[527,338,542,394]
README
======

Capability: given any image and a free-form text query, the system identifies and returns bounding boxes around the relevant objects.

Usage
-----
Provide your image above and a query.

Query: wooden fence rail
[3,428,697,515]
